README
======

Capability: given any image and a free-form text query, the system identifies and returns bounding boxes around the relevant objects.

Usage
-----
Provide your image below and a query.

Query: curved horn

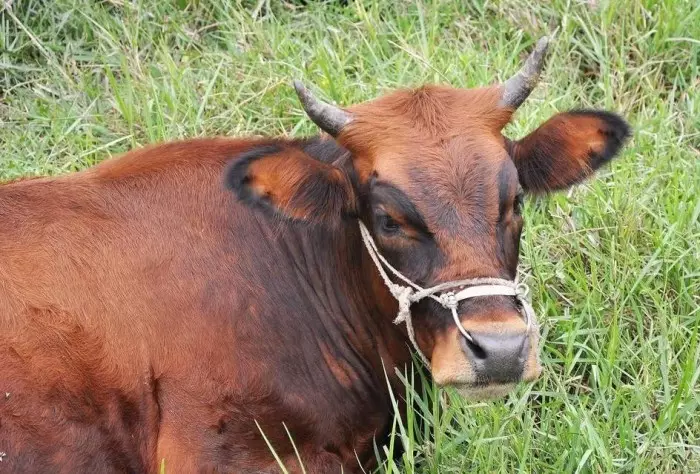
[501,36,550,109]
[293,80,352,137]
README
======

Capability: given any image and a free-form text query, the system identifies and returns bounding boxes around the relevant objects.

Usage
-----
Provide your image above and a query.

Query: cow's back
[0,138,279,472]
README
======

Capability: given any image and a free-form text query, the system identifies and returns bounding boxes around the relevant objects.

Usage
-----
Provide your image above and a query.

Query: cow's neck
[285,136,416,376]
[281,219,414,378]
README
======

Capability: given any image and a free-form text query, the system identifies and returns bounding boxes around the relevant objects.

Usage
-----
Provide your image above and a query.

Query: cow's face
[228,38,630,399]
[341,86,538,400]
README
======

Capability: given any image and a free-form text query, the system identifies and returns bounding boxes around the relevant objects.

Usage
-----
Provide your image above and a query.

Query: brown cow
[0,38,629,473]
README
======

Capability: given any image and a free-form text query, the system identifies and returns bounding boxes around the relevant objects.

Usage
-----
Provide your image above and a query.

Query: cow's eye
[514,192,524,215]
[378,214,401,234]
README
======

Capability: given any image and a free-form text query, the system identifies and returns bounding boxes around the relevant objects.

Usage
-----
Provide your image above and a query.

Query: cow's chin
[452,383,517,401]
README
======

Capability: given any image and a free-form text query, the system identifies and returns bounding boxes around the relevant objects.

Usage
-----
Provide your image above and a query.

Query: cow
[0,37,630,473]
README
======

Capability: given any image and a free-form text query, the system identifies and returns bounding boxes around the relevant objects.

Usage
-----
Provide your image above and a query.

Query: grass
[1,0,698,472]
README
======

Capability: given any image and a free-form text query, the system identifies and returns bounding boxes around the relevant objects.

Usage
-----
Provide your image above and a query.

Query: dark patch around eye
[495,161,522,278]
[368,179,431,236]
[497,161,517,220]
[377,214,401,234]
[514,190,524,215]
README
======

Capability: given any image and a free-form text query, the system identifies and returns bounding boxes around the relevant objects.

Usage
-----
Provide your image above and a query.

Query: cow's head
[227,38,630,399]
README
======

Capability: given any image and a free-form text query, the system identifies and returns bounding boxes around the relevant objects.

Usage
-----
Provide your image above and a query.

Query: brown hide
[0,138,406,473]
[0,87,630,473]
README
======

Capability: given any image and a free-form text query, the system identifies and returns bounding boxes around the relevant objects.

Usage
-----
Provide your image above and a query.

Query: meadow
[1,1,698,472]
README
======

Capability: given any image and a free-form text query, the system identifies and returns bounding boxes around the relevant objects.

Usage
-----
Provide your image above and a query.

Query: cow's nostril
[460,332,528,383]
[464,337,487,360]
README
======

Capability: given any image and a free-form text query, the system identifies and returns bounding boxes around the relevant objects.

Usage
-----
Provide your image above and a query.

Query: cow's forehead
[341,84,514,181]
[341,83,520,239]
[346,84,512,135]
[370,133,515,225]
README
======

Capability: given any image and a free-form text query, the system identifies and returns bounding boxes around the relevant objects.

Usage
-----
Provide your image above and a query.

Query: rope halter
[358,221,536,368]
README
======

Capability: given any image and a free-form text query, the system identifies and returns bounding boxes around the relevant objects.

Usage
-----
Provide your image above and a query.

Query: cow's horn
[293,80,352,137]
[501,36,550,109]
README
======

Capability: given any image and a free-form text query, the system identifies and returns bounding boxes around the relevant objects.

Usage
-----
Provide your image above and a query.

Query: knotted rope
[359,221,536,368]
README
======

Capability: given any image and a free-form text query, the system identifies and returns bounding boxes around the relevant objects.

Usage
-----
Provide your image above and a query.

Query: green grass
[1,1,698,472]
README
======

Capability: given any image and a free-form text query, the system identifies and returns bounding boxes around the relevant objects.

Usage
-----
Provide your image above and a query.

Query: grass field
[1,1,699,472]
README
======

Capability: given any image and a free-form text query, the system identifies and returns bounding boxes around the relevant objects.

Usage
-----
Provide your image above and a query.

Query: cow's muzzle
[462,330,529,383]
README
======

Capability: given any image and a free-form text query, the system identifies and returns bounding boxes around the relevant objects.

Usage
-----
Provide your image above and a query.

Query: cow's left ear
[225,144,356,224]
[509,110,631,193]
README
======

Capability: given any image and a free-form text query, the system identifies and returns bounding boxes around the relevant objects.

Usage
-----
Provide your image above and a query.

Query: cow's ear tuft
[510,110,631,193]
[225,144,356,224]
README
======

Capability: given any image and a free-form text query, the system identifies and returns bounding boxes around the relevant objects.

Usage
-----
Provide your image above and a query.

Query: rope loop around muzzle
[359,221,536,369]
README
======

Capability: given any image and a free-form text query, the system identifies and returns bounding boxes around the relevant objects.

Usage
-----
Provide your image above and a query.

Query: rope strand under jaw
[358,221,536,368]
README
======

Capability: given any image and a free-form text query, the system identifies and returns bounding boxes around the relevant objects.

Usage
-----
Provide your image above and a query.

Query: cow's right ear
[225,145,356,224]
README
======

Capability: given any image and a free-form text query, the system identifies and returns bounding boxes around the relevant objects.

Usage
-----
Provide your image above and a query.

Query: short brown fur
[0,79,629,472]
